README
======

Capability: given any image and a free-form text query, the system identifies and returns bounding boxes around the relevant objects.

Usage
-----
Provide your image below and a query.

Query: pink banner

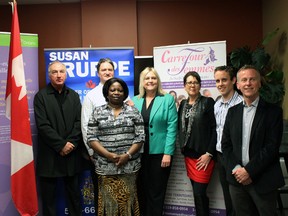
[154,41,227,216]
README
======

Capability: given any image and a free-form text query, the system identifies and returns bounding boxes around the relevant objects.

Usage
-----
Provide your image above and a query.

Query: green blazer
[132,93,178,155]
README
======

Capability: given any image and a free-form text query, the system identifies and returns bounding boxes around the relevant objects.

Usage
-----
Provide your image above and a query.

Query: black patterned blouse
[87,103,145,175]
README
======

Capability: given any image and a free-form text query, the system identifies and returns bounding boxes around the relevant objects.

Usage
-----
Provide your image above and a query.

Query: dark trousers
[39,176,81,216]
[217,152,235,216]
[138,154,172,216]
[190,180,209,216]
[229,184,278,216]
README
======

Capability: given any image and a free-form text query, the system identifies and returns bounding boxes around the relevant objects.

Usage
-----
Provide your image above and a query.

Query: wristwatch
[126,151,132,159]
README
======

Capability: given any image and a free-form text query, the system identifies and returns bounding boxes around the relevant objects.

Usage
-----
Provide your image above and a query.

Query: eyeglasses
[185,81,200,86]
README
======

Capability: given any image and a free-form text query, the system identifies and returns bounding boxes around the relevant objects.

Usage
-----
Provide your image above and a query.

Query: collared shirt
[87,103,145,175]
[214,91,242,152]
[242,97,259,166]
[81,83,106,156]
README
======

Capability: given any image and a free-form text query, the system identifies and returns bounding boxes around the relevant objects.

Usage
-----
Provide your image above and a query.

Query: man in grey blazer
[221,65,285,216]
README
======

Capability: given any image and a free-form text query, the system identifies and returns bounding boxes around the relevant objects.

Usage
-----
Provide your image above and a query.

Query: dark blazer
[178,96,217,157]
[34,83,84,177]
[221,98,285,194]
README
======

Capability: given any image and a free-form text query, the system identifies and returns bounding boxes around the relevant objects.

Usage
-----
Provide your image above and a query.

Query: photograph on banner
[44,48,134,103]
[0,32,39,216]
[154,41,227,216]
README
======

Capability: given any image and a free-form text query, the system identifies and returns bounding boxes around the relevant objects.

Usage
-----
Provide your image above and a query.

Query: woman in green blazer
[132,67,178,216]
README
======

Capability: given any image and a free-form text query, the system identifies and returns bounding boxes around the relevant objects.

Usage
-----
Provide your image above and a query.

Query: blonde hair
[138,67,166,98]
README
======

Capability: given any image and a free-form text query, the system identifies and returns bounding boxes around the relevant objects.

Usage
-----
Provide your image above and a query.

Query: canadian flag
[5,1,38,215]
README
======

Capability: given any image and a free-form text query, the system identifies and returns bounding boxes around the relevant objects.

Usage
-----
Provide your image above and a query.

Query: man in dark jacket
[222,65,285,216]
[34,61,83,216]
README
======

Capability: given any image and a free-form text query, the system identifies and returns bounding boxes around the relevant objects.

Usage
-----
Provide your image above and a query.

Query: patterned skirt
[98,173,140,216]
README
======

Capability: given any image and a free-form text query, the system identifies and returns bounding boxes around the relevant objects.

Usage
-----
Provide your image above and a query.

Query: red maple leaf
[86,80,96,89]
[11,76,32,146]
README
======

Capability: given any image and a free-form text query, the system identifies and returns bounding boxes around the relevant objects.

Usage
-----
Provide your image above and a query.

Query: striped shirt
[214,91,243,152]
[87,103,145,175]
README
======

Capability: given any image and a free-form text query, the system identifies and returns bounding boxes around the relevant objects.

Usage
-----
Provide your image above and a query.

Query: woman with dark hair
[178,71,217,216]
[87,77,145,216]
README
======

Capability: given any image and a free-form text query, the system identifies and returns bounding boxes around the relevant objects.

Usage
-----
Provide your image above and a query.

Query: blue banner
[44,48,135,102]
